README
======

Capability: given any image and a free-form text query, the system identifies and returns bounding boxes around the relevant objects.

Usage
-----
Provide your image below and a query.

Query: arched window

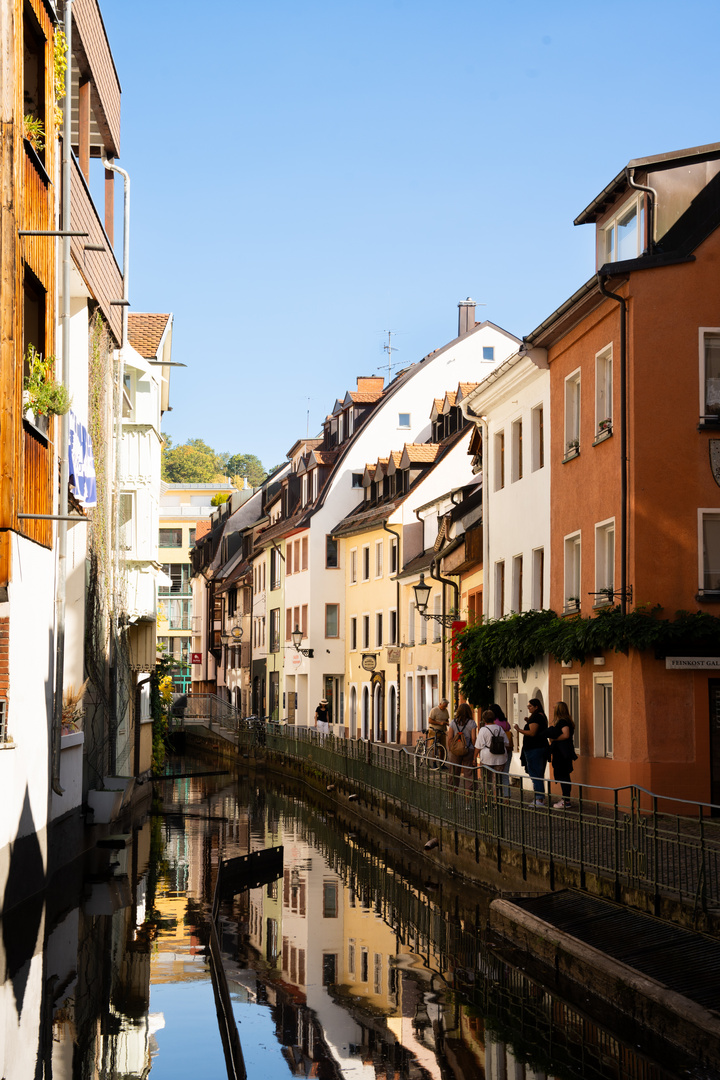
[387,684,397,743]
[362,686,370,740]
[349,686,357,739]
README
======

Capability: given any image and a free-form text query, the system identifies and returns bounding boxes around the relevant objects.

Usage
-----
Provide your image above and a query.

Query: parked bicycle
[414,729,447,769]
[244,715,269,747]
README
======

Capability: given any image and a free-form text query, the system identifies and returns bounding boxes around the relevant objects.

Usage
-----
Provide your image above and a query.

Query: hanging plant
[54,29,68,127]
[24,344,72,416]
[456,606,720,707]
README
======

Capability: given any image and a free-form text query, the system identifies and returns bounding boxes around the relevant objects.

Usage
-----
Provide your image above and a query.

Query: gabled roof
[308,449,339,468]
[430,398,444,421]
[331,497,403,539]
[574,141,720,226]
[399,443,441,468]
[441,390,458,413]
[456,382,479,402]
[127,313,171,358]
[344,389,384,404]
[384,450,403,476]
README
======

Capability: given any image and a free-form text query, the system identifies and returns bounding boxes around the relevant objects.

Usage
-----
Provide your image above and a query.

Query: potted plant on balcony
[23,345,71,432]
[62,679,88,735]
[598,418,612,434]
[23,114,45,153]
[565,438,580,456]
[566,596,580,610]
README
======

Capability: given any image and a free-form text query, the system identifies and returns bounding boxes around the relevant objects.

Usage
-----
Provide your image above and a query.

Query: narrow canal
[1,757,715,1079]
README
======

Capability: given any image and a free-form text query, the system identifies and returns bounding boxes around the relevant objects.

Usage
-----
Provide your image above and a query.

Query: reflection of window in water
[360,948,368,982]
[373,953,382,994]
[267,879,278,900]
[266,918,278,963]
[323,881,338,917]
[322,953,337,986]
[348,941,355,977]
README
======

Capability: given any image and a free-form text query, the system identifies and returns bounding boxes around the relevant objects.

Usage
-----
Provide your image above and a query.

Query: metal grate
[0,699,6,741]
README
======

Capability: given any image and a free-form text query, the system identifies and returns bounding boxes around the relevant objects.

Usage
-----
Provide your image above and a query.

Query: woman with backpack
[475,709,509,795]
[447,693,477,791]
[490,702,513,797]
[547,700,578,809]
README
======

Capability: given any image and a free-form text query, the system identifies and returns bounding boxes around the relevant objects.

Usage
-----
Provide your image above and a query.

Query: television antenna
[377,330,403,383]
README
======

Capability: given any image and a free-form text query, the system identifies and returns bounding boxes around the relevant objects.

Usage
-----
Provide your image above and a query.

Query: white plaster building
[276,302,520,728]
[459,345,551,723]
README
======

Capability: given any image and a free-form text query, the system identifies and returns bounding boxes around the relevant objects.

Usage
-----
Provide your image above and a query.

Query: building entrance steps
[489,890,720,1067]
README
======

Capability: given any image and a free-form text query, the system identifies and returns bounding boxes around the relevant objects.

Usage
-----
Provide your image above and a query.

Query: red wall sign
[190,652,202,665]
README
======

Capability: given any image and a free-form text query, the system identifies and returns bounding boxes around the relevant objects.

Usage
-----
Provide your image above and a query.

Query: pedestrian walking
[490,702,512,797]
[547,701,577,808]
[475,709,509,795]
[315,699,330,735]
[514,698,549,805]
[447,693,477,791]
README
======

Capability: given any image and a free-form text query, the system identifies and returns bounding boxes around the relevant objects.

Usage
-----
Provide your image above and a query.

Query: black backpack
[489,725,506,756]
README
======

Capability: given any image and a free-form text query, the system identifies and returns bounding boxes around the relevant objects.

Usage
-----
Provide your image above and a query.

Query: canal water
[0,758,714,1079]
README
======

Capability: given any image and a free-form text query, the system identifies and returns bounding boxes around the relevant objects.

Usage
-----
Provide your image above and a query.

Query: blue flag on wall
[68,411,97,508]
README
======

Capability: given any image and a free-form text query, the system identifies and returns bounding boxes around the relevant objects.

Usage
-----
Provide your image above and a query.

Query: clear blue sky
[101,0,719,470]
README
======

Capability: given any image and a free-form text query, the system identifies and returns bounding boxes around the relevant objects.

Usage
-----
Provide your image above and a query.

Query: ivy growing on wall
[456,606,720,707]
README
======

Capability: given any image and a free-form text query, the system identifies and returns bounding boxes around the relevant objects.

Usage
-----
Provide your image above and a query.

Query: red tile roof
[127,313,170,358]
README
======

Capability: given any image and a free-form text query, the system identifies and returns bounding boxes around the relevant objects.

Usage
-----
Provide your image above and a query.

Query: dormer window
[302,474,308,506]
[312,469,319,502]
[600,194,644,264]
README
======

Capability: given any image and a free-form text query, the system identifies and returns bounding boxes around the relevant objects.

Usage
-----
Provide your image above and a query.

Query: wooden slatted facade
[73,0,121,156]
[0,0,58,582]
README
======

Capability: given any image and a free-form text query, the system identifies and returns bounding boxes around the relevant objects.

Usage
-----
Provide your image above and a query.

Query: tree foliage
[226,452,266,488]
[162,437,225,483]
[456,606,720,708]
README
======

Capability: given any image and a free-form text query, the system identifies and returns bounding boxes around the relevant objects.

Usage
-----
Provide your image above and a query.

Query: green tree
[226,452,266,488]
[162,437,225,483]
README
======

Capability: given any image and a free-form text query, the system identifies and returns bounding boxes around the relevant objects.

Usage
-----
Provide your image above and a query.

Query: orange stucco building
[524,142,720,806]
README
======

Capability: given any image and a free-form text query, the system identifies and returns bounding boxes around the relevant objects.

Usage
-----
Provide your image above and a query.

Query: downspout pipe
[101,149,130,771]
[52,0,73,797]
[625,168,657,256]
[429,556,459,704]
[597,274,628,615]
[382,520,401,743]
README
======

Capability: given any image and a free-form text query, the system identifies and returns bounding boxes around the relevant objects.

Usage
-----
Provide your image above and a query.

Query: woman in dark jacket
[514,699,549,805]
[547,701,577,809]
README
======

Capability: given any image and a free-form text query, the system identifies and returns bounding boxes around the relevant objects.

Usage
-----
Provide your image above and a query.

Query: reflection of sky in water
[232,1002,300,1077]
[149,982,226,1077]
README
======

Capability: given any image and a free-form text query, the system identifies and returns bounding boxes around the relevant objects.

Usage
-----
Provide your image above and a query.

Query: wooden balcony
[72,0,121,157]
[70,155,122,343]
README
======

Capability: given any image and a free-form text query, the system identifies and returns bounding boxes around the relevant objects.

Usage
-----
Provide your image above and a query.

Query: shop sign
[386,647,401,664]
[190,652,202,665]
[362,653,377,671]
[666,657,720,670]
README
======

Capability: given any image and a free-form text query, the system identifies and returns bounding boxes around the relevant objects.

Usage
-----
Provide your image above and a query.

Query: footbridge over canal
[170,695,720,932]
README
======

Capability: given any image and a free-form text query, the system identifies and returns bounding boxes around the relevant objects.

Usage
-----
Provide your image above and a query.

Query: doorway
[710,680,720,811]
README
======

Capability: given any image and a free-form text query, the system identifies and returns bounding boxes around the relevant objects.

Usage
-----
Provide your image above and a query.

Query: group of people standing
[429,695,577,808]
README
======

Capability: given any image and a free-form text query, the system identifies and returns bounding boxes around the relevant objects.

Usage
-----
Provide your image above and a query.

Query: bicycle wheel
[428,741,446,770]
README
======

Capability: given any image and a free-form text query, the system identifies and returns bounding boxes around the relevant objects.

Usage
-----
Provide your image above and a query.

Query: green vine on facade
[54,29,68,127]
[456,606,720,707]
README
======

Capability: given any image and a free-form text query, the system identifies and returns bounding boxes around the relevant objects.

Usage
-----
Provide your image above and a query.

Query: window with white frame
[700,511,720,592]
[349,548,357,584]
[483,346,494,361]
[593,675,613,757]
[532,547,544,610]
[119,492,135,550]
[362,614,370,649]
[595,519,615,600]
[494,560,505,618]
[595,345,613,434]
[375,611,383,647]
[350,616,357,651]
[701,329,720,420]
[398,413,411,428]
[419,605,427,644]
[389,608,397,644]
[494,431,505,491]
[600,194,644,264]
[325,604,339,638]
[312,470,319,502]
[432,595,441,642]
[564,532,581,610]
[375,540,383,578]
[302,474,308,506]
[531,404,544,471]
[389,536,398,574]
[352,472,363,487]
[511,554,523,612]
[408,600,416,645]
[511,419,523,482]
[362,545,370,582]
[565,371,580,455]
[562,675,580,755]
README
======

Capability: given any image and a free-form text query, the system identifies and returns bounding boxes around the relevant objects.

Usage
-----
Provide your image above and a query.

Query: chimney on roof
[356,376,385,393]
[458,297,476,338]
